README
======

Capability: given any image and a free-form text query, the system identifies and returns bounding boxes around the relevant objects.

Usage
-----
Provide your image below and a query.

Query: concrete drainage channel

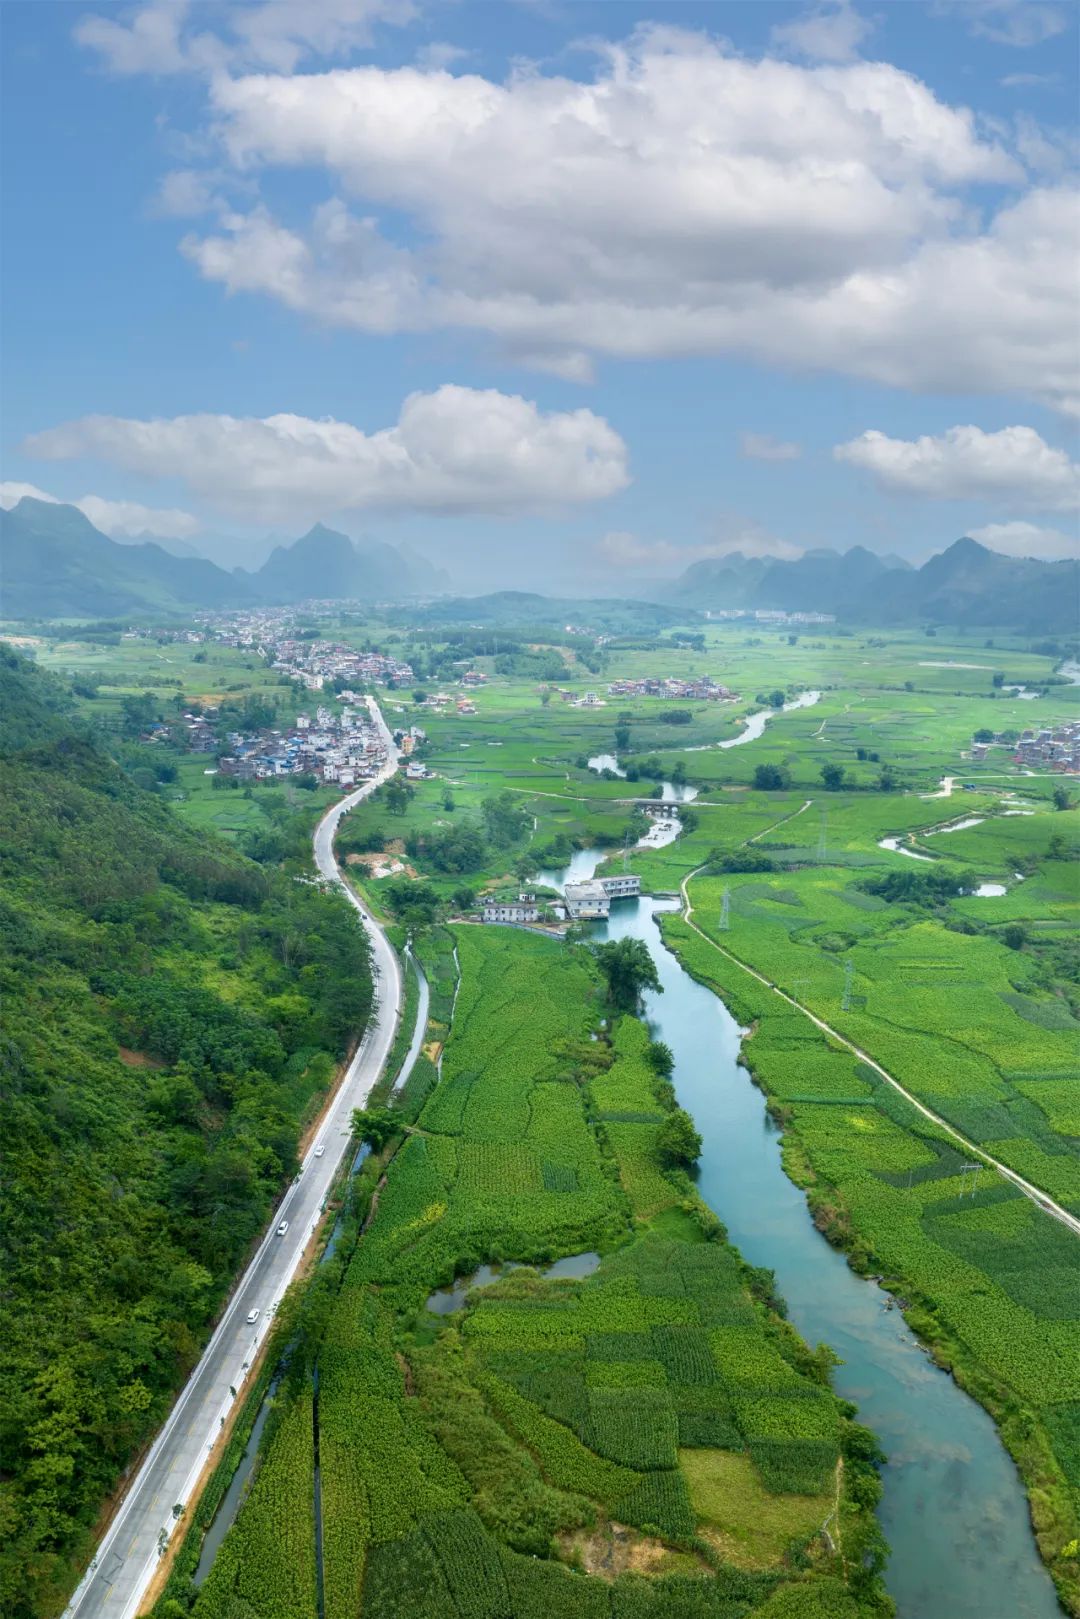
[312,1365,326,1619]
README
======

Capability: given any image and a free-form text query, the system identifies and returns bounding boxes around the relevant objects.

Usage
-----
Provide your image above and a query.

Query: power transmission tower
[790,977,810,1005]
[719,887,730,931]
[622,828,633,870]
[958,1162,981,1202]
[817,807,828,861]
[841,957,854,1012]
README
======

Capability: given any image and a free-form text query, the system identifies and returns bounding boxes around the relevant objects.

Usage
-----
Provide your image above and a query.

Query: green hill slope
[1,498,244,619]
[0,646,373,1618]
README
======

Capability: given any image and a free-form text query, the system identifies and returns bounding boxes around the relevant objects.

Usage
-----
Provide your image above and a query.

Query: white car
[276,1220,289,1236]
[246,1308,260,1325]
[313,1144,326,1158]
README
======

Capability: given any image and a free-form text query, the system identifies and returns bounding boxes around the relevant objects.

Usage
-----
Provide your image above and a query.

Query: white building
[563,880,611,919]
[482,900,543,923]
[599,874,641,899]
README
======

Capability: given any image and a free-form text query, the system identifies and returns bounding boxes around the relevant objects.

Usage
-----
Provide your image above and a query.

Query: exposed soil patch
[557,1522,703,1581]
[117,1047,165,1069]
[344,851,416,879]
[394,1351,416,1396]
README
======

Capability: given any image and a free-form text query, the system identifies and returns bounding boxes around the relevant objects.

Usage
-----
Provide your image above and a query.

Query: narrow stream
[587,754,700,802]
[688,688,822,751]
[574,882,1059,1619]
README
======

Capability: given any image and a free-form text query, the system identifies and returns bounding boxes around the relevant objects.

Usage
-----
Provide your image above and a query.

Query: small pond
[425,1251,601,1315]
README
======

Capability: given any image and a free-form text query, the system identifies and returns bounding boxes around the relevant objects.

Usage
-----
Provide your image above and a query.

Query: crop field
[107,612,1076,1615]
[680,820,1080,1201]
[658,891,1080,1604]
[190,924,886,1618]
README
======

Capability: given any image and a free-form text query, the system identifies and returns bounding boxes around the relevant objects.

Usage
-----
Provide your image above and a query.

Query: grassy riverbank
[659,910,1080,1615]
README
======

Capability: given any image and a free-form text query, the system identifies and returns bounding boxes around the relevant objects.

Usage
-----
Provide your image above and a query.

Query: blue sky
[1,0,1077,591]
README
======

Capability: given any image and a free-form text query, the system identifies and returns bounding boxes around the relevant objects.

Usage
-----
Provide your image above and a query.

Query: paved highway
[65,697,403,1619]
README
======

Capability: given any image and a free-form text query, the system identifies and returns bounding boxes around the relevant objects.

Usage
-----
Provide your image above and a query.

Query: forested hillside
[0,646,373,1618]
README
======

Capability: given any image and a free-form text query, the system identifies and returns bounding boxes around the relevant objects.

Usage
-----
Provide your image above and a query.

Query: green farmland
[30,613,1079,1614]
[185,926,888,1619]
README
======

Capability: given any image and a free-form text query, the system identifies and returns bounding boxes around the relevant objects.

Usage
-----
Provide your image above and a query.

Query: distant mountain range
[666,540,1079,632]
[2,497,1075,632]
[0,499,449,619]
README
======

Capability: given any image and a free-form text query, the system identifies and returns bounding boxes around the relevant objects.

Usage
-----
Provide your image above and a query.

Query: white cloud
[165,33,1080,412]
[739,432,803,462]
[0,480,201,538]
[967,519,1077,560]
[957,1,1068,47]
[152,168,223,217]
[77,494,203,539]
[834,424,1080,509]
[75,0,190,75]
[415,42,470,72]
[75,0,415,77]
[1,481,58,509]
[771,2,875,63]
[23,386,630,520]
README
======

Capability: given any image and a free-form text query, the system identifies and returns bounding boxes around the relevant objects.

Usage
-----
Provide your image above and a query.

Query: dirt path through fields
[677,866,1080,1242]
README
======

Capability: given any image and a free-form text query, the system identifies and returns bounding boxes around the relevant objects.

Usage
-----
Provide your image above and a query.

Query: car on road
[276,1220,289,1236]
[246,1308,260,1325]
[314,1144,326,1158]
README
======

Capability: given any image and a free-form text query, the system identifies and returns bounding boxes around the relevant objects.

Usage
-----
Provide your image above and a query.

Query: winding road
[65,698,403,1619]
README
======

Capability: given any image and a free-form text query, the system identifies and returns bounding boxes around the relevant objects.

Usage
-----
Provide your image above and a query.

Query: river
[688,688,822,751]
[562,876,1059,1618]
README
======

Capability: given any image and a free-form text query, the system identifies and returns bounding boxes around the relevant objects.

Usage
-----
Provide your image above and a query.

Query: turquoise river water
[586,889,1060,1619]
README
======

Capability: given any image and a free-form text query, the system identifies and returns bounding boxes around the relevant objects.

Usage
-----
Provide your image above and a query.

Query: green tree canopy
[656,1108,703,1169]
[591,939,663,1012]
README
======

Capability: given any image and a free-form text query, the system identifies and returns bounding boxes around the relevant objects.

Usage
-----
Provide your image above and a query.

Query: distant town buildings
[195,609,414,690]
[964,720,1080,775]
[607,676,736,701]
[1014,723,1080,774]
[211,702,388,786]
[703,610,835,624]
